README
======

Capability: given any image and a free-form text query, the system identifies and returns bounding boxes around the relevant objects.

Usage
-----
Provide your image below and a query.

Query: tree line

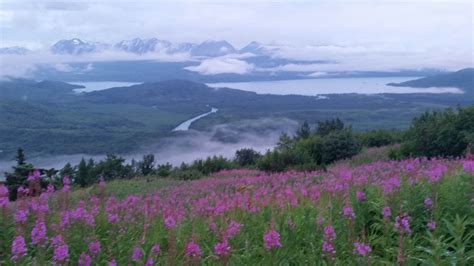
[3,106,473,200]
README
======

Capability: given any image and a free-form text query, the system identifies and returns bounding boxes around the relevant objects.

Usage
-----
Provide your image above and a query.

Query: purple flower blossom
[214,240,231,257]
[427,220,436,231]
[78,253,92,266]
[31,220,47,245]
[131,246,143,261]
[343,206,356,220]
[395,214,412,235]
[108,259,117,266]
[145,257,154,266]
[263,229,282,250]
[322,225,337,257]
[353,242,372,257]
[164,215,176,229]
[151,244,161,254]
[356,191,366,201]
[11,236,27,261]
[186,241,202,258]
[88,240,101,257]
[382,206,392,218]
[53,244,69,263]
[424,197,433,207]
[225,220,241,238]
[14,209,29,223]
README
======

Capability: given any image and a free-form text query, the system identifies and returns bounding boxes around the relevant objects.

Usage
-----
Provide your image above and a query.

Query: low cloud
[184,57,255,75]
[0,118,298,176]
[0,49,193,78]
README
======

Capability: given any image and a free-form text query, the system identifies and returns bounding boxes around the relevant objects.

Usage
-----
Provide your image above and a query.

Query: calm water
[173,108,218,131]
[207,77,463,95]
[71,81,141,93]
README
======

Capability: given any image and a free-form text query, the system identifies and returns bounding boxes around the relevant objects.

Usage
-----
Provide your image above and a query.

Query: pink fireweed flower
[427,220,436,231]
[46,184,55,193]
[17,186,29,197]
[27,169,41,182]
[151,244,161,254]
[356,191,366,201]
[164,215,176,229]
[31,220,47,245]
[53,244,69,263]
[287,218,295,230]
[0,185,8,208]
[225,220,242,238]
[11,236,27,261]
[263,229,282,251]
[382,206,392,218]
[424,197,433,207]
[353,242,372,257]
[322,225,337,257]
[131,246,143,261]
[395,214,412,235]
[145,257,154,266]
[214,240,231,257]
[186,241,202,258]
[51,235,65,247]
[108,260,117,266]
[14,208,29,223]
[78,253,92,266]
[322,241,335,256]
[88,240,101,257]
[463,160,474,174]
[323,225,336,242]
[61,176,71,192]
[343,206,356,220]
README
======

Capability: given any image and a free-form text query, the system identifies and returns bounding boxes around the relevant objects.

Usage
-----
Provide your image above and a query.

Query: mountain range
[1,38,272,57]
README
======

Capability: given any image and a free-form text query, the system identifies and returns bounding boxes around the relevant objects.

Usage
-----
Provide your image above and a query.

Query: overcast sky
[0,0,472,74]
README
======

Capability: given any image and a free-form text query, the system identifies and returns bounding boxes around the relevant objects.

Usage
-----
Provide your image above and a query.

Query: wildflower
[145,257,154,266]
[0,184,9,207]
[353,242,372,257]
[463,160,474,174]
[51,235,65,247]
[14,209,29,223]
[46,184,55,193]
[31,220,47,245]
[287,218,295,230]
[263,229,282,250]
[343,205,356,220]
[164,215,176,229]
[78,253,92,266]
[322,241,335,255]
[382,206,392,218]
[214,240,231,257]
[108,259,117,266]
[225,220,241,238]
[316,217,325,225]
[61,176,71,192]
[53,244,69,263]
[11,236,27,261]
[395,214,412,235]
[88,240,101,257]
[356,191,366,201]
[99,178,106,189]
[151,244,161,254]
[131,246,143,261]
[186,241,202,258]
[322,225,337,257]
[424,197,433,207]
[427,220,436,231]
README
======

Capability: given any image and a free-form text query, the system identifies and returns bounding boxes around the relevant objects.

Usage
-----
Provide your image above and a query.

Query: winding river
[172,107,218,131]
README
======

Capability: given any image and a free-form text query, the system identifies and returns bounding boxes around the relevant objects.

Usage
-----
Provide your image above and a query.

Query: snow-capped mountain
[239,41,273,55]
[51,38,109,55]
[114,38,172,54]
[190,40,237,57]
[0,46,30,55]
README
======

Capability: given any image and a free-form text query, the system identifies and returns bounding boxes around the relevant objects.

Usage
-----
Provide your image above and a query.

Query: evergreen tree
[5,148,34,201]
[76,158,89,187]
[138,154,155,176]
[296,121,311,139]
[277,133,292,150]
